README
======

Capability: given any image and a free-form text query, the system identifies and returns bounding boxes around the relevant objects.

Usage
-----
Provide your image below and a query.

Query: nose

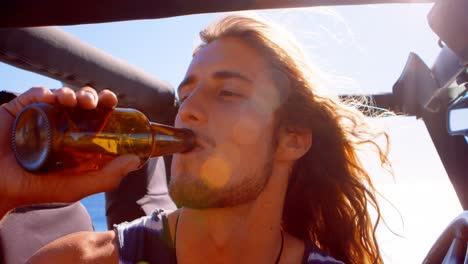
[177,88,207,125]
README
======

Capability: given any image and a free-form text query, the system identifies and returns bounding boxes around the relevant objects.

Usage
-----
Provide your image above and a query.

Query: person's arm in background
[26,230,119,264]
[105,156,178,228]
[0,86,141,221]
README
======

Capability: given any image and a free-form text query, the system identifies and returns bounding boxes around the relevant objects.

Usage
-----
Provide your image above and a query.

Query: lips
[192,145,204,152]
[177,128,214,155]
[180,143,203,155]
[179,134,205,155]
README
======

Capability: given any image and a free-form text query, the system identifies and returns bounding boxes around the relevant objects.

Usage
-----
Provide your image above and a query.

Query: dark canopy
[1,0,434,28]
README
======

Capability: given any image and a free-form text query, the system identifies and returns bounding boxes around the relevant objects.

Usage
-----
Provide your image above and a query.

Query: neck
[175,163,291,263]
[0,206,12,223]
[0,198,22,223]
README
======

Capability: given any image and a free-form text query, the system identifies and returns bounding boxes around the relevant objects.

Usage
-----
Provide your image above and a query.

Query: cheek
[174,114,182,128]
[231,118,264,145]
[229,103,274,147]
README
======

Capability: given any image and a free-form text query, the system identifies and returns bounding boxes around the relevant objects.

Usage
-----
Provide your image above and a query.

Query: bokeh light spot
[200,155,232,189]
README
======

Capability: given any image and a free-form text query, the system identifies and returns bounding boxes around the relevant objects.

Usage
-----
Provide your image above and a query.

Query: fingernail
[85,91,96,102]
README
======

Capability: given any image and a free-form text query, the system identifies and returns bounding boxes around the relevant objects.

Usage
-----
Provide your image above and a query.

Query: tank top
[115,209,344,264]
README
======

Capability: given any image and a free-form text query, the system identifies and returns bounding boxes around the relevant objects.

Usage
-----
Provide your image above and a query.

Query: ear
[275,127,312,162]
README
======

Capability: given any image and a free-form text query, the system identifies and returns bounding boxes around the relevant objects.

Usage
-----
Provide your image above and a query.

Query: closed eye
[179,94,189,103]
[219,90,243,97]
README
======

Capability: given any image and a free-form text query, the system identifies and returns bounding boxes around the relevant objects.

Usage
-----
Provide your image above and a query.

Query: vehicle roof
[0,0,435,27]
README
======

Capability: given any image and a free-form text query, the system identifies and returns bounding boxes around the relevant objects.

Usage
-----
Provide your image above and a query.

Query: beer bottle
[12,103,195,173]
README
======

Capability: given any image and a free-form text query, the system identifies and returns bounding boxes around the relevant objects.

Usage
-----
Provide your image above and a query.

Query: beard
[169,155,274,209]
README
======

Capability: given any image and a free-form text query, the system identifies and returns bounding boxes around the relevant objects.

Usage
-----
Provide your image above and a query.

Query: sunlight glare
[200,155,232,189]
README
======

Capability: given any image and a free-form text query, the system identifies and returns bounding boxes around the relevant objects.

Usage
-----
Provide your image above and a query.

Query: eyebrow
[177,76,195,95]
[177,70,253,95]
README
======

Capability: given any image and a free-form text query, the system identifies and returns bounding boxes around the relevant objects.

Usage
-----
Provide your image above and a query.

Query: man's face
[170,37,283,209]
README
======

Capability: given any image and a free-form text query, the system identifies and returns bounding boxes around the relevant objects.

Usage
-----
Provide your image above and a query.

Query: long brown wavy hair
[194,14,391,264]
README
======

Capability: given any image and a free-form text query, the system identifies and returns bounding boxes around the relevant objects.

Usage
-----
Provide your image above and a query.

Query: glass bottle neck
[149,122,195,157]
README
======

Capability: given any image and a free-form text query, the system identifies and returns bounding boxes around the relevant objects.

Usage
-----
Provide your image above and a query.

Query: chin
[168,175,265,210]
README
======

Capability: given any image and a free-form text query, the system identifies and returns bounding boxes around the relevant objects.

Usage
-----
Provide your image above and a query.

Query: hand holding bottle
[0,86,141,220]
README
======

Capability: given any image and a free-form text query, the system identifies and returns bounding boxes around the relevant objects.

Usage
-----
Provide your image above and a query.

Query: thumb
[101,154,142,187]
[75,154,142,196]
[26,155,142,204]
[108,154,142,176]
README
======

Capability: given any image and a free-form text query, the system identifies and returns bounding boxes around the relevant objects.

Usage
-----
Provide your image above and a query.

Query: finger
[76,86,98,110]
[86,154,141,193]
[62,155,141,202]
[54,87,77,107]
[97,89,118,109]
[2,87,55,117]
[28,155,141,204]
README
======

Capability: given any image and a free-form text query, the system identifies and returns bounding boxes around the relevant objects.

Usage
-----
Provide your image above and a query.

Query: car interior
[0,0,466,263]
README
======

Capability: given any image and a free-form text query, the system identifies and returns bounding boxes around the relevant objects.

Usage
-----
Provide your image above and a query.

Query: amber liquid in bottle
[12,103,195,173]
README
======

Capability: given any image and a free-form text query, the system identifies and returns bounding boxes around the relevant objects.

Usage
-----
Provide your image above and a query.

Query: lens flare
[200,155,232,189]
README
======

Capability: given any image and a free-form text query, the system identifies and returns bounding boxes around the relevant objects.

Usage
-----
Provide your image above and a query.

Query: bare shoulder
[27,230,119,264]
[282,232,306,263]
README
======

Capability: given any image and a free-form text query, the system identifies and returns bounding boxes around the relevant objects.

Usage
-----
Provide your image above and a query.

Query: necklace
[173,211,284,264]
[275,230,284,264]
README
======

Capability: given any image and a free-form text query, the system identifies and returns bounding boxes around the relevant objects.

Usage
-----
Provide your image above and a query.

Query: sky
[2,3,463,263]
[1,3,440,96]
